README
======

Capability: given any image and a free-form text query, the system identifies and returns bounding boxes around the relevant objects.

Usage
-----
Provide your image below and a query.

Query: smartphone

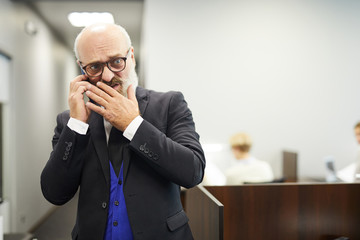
[80,67,86,75]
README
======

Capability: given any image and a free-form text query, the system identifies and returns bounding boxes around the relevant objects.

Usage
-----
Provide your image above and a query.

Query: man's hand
[69,75,92,123]
[85,82,140,132]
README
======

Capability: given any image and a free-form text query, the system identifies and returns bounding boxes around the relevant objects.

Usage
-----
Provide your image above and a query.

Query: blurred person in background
[226,133,274,185]
[354,122,360,181]
[337,122,360,182]
[355,122,360,145]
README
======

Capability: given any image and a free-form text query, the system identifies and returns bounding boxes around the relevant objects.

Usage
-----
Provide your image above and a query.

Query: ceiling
[29,0,144,58]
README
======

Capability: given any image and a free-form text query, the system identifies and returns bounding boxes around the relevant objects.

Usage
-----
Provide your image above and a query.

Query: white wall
[0,0,77,232]
[142,0,360,178]
[0,55,10,103]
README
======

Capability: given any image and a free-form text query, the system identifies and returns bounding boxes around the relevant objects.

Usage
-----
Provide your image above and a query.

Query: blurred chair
[282,151,298,182]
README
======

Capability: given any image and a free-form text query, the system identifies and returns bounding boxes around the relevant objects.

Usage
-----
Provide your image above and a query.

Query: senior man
[41,23,205,240]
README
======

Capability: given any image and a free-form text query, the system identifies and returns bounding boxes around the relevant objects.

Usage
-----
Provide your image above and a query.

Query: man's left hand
[85,82,140,132]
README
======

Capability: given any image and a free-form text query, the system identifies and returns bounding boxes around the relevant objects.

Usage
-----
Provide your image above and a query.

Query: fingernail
[85,91,90,95]
[96,81,101,86]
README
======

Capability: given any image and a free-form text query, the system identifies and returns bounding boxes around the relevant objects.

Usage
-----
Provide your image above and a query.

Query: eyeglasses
[80,47,132,77]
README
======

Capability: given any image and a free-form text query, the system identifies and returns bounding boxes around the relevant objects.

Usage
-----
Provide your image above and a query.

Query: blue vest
[104,161,134,240]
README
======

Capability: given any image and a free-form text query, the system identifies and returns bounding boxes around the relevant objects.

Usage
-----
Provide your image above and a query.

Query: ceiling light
[68,12,114,27]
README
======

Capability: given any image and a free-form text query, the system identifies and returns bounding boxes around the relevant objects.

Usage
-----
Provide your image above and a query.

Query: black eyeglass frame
[79,47,132,77]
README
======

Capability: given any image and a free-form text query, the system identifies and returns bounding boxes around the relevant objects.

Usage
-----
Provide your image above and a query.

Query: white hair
[73,23,132,60]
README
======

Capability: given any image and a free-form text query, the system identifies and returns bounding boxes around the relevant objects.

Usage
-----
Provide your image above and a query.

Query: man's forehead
[77,30,127,62]
[81,26,124,45]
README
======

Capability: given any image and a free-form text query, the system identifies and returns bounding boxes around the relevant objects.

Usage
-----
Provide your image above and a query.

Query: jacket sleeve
[129,92,206,188]
[40,111,90,205]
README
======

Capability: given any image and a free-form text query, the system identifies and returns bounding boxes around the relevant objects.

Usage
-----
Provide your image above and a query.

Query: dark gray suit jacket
[41,87,205,240]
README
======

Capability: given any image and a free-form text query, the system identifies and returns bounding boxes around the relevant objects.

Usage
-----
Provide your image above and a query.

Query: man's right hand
[69,75,92,123]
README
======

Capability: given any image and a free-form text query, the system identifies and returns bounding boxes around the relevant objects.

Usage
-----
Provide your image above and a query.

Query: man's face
[77,26,137,97]
[355,127,360,145]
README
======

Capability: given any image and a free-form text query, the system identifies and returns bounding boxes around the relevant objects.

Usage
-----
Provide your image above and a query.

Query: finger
[86,84,112,102]
[69,86,87,102]
[70,75,88,87]
[85,90,109,107]
[73,81,91,91]
[70,83,90,99]
[96,81,119,98]
[74,74,88,82]
[86,102,106,116]
[127,84,137,102]
[70,75,89,92]
[73,86,87,99]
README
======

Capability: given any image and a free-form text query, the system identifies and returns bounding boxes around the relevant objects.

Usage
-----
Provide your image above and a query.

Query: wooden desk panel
[186,185,224,240]
[205,184,360,240]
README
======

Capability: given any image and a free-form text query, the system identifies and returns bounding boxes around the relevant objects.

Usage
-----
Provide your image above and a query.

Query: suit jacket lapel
[123,87,149,180]
[88,112,110,186]
[136,86,149,116]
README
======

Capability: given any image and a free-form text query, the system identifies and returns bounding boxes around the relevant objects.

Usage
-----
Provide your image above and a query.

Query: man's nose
[101,65,114,82]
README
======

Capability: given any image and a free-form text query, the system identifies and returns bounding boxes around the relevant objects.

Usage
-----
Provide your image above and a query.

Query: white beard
[121,68,139,98]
